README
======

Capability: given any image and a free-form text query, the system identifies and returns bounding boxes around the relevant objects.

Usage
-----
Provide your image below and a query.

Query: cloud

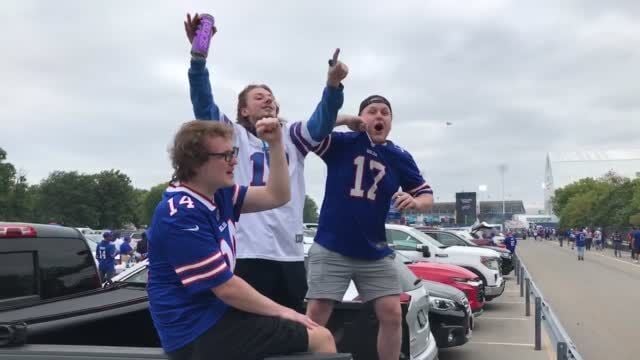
[2,0,639,212]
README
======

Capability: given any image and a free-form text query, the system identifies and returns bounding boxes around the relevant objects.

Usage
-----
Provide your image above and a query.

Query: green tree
[303,195,319,223]
[629,213,640,226]
[0,148,17,219]
[141,183,168,225]
[93,170,136,229]
[559,192,598,229]
[36,171,99,227]
[6,172,34,221]
[132,188,149,227]
[552,177,607,216]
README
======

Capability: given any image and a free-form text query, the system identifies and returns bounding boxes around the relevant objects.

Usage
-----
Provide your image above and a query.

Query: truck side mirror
[417,244,430,258]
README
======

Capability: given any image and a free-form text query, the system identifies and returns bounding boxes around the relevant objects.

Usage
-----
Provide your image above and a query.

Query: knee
[376,300,402,328]
[306,299,334,325]
[307,299,332,317]
[308,326,336,353]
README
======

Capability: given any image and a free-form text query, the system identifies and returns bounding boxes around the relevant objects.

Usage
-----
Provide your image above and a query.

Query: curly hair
[170,120,233,182]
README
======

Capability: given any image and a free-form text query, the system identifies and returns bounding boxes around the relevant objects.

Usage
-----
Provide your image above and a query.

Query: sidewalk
[439,273,553,360]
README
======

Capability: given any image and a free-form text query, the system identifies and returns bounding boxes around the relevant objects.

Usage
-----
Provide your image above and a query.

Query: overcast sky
[2,0,639,210]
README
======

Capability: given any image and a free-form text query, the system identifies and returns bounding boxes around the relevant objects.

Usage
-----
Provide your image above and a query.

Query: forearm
[214,276,286,317]
[335,114,351,128]
[188,58,219,120]
[306,85,344,141]
[414,194,434,212]
[265,141,291,206]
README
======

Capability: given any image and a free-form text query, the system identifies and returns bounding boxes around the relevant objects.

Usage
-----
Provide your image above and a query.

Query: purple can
[191,14,215,58]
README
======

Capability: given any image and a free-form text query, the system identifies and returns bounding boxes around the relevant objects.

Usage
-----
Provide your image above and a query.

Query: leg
[352,255,403,360]
[306,299,335,327]
[373,295,402,360]
[307,326,337,353]
[305,243,352,326]
[191,309,331,360]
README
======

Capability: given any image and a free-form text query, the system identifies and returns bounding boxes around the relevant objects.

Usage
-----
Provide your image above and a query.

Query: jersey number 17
[350,156,386,201]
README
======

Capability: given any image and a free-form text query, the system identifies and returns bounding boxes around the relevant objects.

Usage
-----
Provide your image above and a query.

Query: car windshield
[120,267,149,284]
[452,231,479,245]
[403,227,446,248]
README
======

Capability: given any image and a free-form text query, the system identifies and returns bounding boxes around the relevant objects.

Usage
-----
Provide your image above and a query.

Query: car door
[386,229,424,261]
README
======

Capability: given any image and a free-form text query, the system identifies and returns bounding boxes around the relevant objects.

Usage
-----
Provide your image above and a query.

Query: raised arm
[242,118,291,213]
[185,13,226,122]
[305,49,348,141]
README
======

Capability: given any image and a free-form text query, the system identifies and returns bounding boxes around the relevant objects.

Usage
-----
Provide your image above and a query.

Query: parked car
[386,224,505,301]
[422,280,473,348]
[0,222,101,307]
[0,248,438,360]
[417,228,514,275]
[396,251,485,314]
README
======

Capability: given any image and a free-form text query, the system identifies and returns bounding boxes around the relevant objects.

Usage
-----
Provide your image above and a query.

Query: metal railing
[513,253,584,360]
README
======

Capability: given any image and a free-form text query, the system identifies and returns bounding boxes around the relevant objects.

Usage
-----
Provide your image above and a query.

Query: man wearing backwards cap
[305,95,434,360]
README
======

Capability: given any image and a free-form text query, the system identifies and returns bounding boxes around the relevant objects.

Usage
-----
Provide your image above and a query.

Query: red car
[396,252,485,314]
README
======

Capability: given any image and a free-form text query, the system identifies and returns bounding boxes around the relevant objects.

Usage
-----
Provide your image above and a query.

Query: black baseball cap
[358,95,392,115]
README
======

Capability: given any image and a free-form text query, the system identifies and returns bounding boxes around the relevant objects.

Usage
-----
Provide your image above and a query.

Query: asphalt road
[517,239,640,360]
[439,272,551,360]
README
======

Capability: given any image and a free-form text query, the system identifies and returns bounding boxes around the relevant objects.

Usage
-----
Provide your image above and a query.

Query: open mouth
[374,123,384,132]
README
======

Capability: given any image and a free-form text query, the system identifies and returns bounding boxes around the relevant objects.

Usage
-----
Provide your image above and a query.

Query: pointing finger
[329,48,340,66]
[332,48,340,64]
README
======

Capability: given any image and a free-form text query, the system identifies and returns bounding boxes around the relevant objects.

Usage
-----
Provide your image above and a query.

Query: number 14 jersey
[310,131,434,260]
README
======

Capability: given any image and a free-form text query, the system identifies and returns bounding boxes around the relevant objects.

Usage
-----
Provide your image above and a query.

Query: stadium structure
[543,149,640,214]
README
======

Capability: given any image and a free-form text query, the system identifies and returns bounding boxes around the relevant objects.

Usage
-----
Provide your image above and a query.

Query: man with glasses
[147,119,336,360]
[184,13,349,312]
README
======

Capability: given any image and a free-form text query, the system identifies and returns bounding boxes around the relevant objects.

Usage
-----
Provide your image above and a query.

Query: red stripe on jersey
[181,262,228,285]
[175,252,223,274]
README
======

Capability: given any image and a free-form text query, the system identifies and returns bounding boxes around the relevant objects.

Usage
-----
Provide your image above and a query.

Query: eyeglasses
[207,147,239,162]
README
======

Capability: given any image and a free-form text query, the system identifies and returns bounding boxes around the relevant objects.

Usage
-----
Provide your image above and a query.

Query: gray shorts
[306,243,401,303]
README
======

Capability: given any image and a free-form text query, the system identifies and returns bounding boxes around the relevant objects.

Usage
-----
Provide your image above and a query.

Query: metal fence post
[535,297,542,350]
[520,268,524,297]
[515,261,520,284]
[557,342,568,360]
[525,278,531,316]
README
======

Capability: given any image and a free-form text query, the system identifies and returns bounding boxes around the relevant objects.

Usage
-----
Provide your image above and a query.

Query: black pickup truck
[0,227,438,360]
[0,222,101,307]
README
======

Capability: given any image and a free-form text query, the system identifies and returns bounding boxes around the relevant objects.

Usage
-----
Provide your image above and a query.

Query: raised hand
[184,13,217,44]
[327,48,349,87]
[255,117,283,145]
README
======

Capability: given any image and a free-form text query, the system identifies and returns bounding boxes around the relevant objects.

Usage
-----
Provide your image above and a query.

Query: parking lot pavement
[518,239,640,360]
[439,274,553,360]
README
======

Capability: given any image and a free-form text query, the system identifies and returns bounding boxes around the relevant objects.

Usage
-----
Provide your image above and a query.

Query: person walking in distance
[96,232,117,282]
[612,231,623,258]
[631,227,640,263]
[575,228,586,261]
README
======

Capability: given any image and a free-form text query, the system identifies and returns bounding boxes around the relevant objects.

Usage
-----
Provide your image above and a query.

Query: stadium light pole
[478,185,487,220]
[498,164,508,223]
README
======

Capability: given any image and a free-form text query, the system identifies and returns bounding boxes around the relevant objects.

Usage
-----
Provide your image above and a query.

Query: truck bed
[0,283,401,359]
